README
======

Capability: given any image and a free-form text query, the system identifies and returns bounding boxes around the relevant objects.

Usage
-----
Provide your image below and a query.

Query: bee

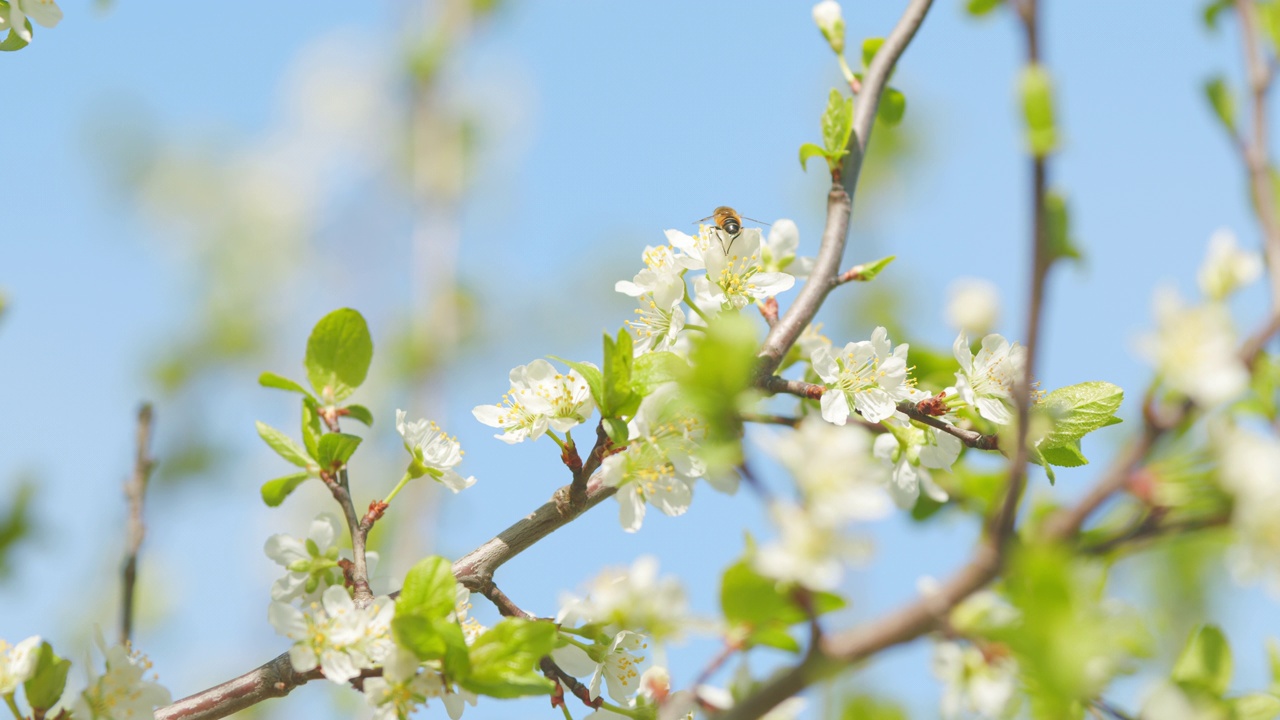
[696,206,771,254]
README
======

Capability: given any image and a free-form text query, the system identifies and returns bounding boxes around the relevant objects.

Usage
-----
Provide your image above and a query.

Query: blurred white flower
[268,586,394,684]
[754,501,869,590]
[933,641,1018,720]
[873,423,956,509]
[765,416,891,523]
[0,635,40,695]
[1,0,62,43]
[397,410,476,492]
[75,642,171,720]
[1198,228,1262,301]
[1137,287,1248,407]
[1215,425,1280,594]
[760,219,814,279]
[946,278,1000,338]
[265,513,379,603]
[557,556,691,641]
[812,326,911,424]
[812,1,845,54]
[953,332,1025,425]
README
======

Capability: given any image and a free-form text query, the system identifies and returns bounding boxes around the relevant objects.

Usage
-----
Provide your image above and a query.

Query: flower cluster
[75,641,172,720]
[471,359,595,443]
[264,513,379,604]
[617,219,804,357]
[268,586,396,684]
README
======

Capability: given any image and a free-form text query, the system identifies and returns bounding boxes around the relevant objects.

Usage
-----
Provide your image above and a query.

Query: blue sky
[2,1,1277,718]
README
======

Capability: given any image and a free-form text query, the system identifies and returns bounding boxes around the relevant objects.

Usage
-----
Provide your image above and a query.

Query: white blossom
[874,402,960,509]
[812,1,845,54]
[754,501,869,590]
[946,278,1000,338]
[0,636,40,695]
[700,228,796,310]
[625,292,687,355]
[1198,228,1262,301]
[933,641,1018,720]
[556,556,691,641]
[551,631,647,703]
[268,586,395,685]
[397,410,476,492]
[812,326,911,425]
[1215,425,1280,594]
[74,643,171,720]
[765,416,891,523]
[1137,288,1248,407]
[473,360,594,442]
[953,332,1025,425]
[265,513,378,603]
[1,0,62,43]
[760,219,814,279]
[616,244,691,310]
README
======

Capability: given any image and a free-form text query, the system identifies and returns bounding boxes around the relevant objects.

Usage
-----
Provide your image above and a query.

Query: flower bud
[812,1,845,55]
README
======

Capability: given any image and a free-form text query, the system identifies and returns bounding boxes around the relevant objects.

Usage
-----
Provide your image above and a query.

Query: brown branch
[1233,0,1280,311]
[121,403,155,647]
[755,0,935,376]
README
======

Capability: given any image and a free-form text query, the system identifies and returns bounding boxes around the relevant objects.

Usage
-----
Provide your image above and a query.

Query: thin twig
[1233,0,1280,311]
[121,403,155,647]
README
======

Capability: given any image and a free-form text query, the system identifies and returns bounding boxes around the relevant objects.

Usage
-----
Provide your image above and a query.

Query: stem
[837,54,861,94]
[382,471,415,506]
[5,694,22,720]
[121,403,155,647]
[1233,0,1280,311]
[683,283,713,325]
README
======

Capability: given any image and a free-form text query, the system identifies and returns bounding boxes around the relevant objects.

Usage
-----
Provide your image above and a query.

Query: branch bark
[121,403,155,647]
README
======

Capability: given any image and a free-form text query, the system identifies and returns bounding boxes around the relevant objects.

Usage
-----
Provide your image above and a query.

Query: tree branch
[121,403,155,647]
[1233,0,1280,311]
[756,0,935,375]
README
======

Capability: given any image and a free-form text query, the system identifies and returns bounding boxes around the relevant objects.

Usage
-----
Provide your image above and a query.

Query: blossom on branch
[946,278,1000,338]
[551,630,648,703]
[471,360,595,443]
[1,0,62,43]
[268,586,395,685]
[397,410,476,492]
[932,640,1018,720]
[1198,228,1262,301]
[764,416,891,523]
[812,326,911,425]
[74,642,172,720]
[952,332,1025,425]
[265,513,379,603]
[557,555,692,642]
[0,635,40,695]
[1137,288,1247,407]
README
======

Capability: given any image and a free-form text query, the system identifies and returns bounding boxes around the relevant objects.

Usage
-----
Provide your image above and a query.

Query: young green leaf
[343,404,375,426]
[0,26,31,52]
[878,87,907,126]
[632,351,688,395]
[258,371,312,396]
[602,330,637,417]
[1232,694,1280,720]
[861,37,885,69]
[720,559,845,651]
[1020,64,1059,157]
[845,255,896,282]
[1204,76,1237,134]
[256,422,313,468]
[1044,191,1083,262]
[604,417,629,446]
[301,399,323,460]
[398,556,459,618]
[460,619,557,698]
[966,0,1005,16]
[1172,624,1232,698]
[318,433,363,470]
[260,472,312,507]
[799,142,830,172]
[305,308,374,403]
[821,89,855,157]
[1036,381,1124,449]
[24,642,70,712]
[392,613,470,673]
[1040,441,1088,468]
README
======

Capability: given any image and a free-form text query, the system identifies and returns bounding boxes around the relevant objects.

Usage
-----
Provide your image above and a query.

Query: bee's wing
[739,215,773,227]
[693,215,716,225]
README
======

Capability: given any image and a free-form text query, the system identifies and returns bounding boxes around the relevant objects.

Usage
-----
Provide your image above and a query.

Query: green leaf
[1203,0,1232,30]
[747,625,801,653]
[305,308,374,403]
[398,556,459,618]
[1232,693,1280,720]
[24,642,70,711]
[1041,441,1088,468]
[1037,381,1124,449]
[602,330,637,417]
[966,0,1005,16]
[603,417,630,445]
[260,472,311,507]
[878,87,906,126]
[1173,625,1232,698]
[720,559,846,646]
[1268,638,1280,692]
[302,398,323,460]
[461,618,557,698]
[1204,76,1237,133]
[550,356,604,410]
[393,613,470,672]
[799,142,830,172]
[821,88,855,158]
[343,404,374,426]
[1261,2,1280,52]
[861,37,884,70]
[632,351,688,395]
[1020,63,1059,157]
[258,371,311,396]
[256,422,313,467]
[1044,191,1083,262]
[846,255,896,281]
[318,433,362,470]
[0,24,31,52]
